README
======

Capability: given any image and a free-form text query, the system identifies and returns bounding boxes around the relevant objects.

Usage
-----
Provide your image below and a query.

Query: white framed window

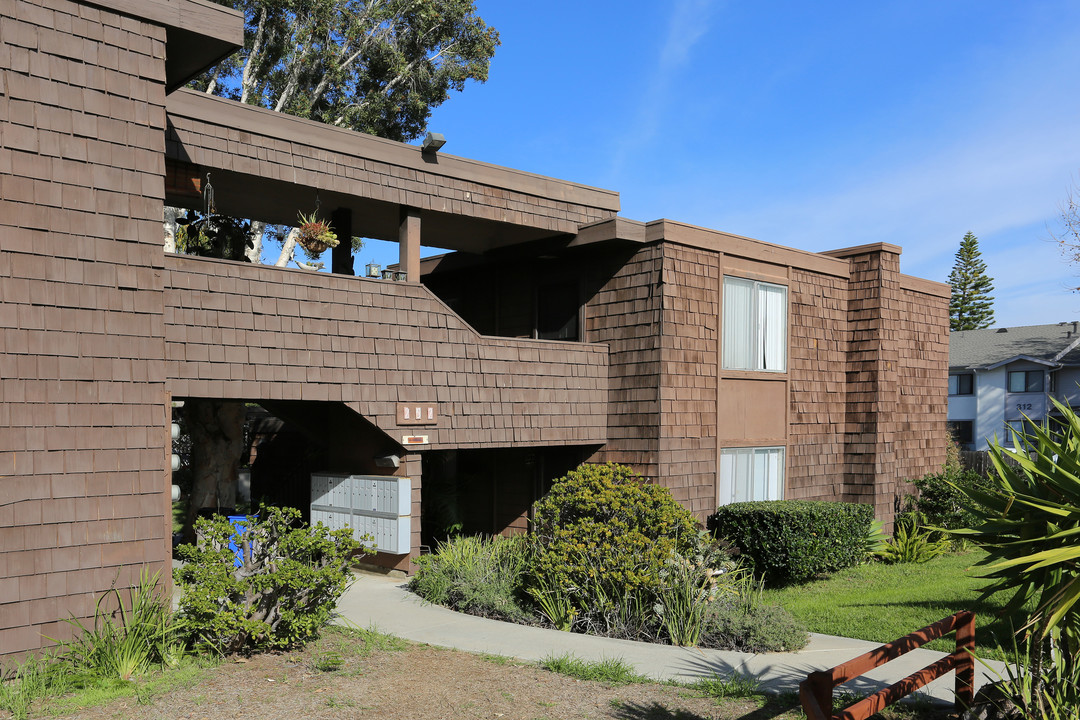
[718,447,785,505]
[722,277,787,372]
[1007,370,1043,393]
[948,373,973,395]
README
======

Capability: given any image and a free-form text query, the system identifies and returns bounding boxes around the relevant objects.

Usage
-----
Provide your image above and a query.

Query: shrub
[410,534,531,623]
[906,467,994,539]
[700,600,808,653]
[174,506,362,654]
[529,463,710,636]
[708,501,873,585]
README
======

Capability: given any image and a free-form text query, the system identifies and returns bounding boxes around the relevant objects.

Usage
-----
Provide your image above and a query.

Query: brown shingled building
[0,0,949,658]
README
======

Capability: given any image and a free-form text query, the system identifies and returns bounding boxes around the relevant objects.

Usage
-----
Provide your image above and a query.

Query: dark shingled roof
[951,322,1080,369]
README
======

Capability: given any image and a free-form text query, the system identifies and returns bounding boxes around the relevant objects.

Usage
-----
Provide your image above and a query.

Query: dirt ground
[46,628,956,720]
[47,629,792,720]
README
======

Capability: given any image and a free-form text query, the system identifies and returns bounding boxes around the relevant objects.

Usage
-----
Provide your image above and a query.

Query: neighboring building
[0,0,948,657]
[949,322,1080,450]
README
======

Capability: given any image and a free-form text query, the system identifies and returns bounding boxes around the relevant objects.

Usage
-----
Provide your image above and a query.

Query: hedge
[707,500,873,585]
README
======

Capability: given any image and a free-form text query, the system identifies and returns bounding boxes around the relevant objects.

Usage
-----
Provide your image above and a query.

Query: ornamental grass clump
[876,514,951,565]
[409,534,532,623]
[57,569,184,681]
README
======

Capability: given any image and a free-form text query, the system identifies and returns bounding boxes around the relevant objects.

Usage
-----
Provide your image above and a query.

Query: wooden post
[331,207,353,276]
[399,206,421,282]
[809,671,833,720]
[954,611,976,707]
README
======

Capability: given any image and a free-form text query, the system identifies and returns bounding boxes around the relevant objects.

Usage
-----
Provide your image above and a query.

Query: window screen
[722,277,787,372]
[718,447,785,505]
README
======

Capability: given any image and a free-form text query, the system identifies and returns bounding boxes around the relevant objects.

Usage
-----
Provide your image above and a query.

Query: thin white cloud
[608,0,717,177]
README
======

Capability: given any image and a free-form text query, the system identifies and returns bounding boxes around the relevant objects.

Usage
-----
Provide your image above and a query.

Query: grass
[172,501,185,535]
[689,672,761,699]
[1,624,402,719]
[762,550,1023,660]
[42,656,214,717]
[538,654,649,685]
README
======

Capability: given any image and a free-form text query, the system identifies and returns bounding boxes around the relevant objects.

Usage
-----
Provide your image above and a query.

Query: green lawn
[762,551,1024,661]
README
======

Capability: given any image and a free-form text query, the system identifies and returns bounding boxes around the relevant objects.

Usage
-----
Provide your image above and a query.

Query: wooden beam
[399,207,421,282]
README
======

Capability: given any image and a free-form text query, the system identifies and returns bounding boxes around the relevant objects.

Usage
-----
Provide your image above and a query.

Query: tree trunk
[163,206,179,253]
[185,399,246,541]
[275,227,300,267]
[246,220,265,264]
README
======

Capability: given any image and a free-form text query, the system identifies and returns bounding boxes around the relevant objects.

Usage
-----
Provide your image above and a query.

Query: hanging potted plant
[296,211,339,255]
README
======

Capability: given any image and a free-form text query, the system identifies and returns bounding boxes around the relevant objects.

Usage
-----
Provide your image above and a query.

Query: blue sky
[337,1,1080,328]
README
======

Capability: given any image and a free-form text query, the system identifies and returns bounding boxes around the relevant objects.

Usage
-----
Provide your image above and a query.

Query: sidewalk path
[335,572,1007,705]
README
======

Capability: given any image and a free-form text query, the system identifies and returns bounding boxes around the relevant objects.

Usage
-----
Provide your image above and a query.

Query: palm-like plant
[950,397,1080,712]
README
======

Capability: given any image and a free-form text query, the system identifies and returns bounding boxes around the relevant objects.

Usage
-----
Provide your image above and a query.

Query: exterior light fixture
[374,454,400,468]
[422,132,446,153]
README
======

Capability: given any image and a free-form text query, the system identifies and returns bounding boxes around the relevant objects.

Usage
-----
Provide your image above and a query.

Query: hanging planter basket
[296,211,339,255]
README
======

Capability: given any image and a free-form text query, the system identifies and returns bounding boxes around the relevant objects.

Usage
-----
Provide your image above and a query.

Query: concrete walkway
[335,571,1008,706]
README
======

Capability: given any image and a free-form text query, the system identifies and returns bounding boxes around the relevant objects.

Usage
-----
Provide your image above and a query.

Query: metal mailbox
[310,473,411,554]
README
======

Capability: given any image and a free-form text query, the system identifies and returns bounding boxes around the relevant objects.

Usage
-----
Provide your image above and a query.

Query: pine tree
[948,232,995,331]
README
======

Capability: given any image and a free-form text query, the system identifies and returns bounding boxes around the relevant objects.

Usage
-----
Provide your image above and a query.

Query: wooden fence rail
[799,611,975,720]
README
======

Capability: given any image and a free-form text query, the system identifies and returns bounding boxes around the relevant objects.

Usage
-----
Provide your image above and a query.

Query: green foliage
[950,397,1080,691]
[654,555,711,647]
[198,0,500,143]
[0,653,63,720]
[690,672,762,700]
[530,463,707,635]
[409,534,531,623]
[538,654,646,685]
[700,599,808,653]
[412,464,792,652]
[174,506,362,654]
[876,516,951,564]
[175,211,252,262]
[708,500,874,585]
[975,634,1080,720]
[526,563,576,631]
[1,571,186,719]
[948,231,995,331]
[906,466,994,539]
[58,569,184,681]
[862,519,889,559]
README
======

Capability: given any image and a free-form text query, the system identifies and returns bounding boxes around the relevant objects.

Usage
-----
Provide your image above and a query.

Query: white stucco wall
[975,367,1006,451]
[947,395,976,421]
[1055,367,1080,407]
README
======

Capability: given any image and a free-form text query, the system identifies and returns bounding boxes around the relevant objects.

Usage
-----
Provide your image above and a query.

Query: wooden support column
[399,206,421,282]
[331,207,354,276]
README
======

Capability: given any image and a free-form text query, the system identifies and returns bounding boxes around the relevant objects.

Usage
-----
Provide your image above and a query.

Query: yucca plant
[950,397,1080,714]
[877,515,951,564]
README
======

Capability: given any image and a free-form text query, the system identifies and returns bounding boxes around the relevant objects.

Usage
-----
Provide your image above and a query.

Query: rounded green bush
[530,463,704,630]
[701,601,808,653]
